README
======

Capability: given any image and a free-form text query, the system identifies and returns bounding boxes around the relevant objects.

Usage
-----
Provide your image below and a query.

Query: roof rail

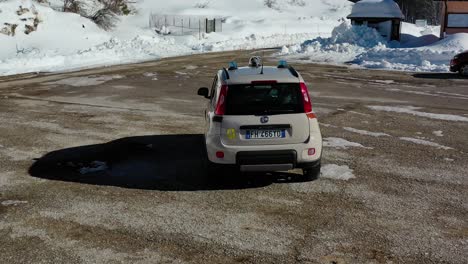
[222,67,230,80]
[228,61,238,70]
[288,66,299,78]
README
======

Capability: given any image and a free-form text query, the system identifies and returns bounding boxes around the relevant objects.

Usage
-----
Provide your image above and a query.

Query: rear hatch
[220,82,310,146]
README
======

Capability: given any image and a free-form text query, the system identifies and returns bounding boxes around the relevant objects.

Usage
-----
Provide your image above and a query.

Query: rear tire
[460,65,468,76]
[300,165,321,182]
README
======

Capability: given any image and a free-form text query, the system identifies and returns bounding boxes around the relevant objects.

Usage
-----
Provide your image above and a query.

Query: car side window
[210,75,217,100]
[210,75,218,107]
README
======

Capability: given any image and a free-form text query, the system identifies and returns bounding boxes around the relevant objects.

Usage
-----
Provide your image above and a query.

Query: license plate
[246,130,286,139]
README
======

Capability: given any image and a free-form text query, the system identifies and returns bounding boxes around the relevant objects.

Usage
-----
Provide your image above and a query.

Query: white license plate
[246,130,286,139]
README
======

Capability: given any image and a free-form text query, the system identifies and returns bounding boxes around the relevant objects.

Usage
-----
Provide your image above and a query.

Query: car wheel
[460,65,468,76]
[300,165,321,182]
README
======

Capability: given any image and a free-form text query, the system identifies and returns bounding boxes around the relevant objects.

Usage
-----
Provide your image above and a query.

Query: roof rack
[222,67,230,80]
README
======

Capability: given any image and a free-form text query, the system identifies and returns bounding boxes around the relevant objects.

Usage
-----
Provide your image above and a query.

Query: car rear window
[225,83,304,115]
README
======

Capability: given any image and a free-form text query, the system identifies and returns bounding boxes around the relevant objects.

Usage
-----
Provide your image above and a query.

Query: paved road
[1,51,467,263]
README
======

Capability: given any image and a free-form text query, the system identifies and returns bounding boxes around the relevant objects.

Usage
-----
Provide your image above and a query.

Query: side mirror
[197,87,210,99]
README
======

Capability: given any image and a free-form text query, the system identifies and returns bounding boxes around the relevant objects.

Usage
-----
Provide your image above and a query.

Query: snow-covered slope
[0,0,463,75]
[0,0,351,76]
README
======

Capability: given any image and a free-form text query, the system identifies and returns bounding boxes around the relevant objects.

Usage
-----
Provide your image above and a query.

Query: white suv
[197,59,322,181]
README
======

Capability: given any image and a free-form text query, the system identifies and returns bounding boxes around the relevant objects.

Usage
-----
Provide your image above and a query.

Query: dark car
[450,51,468,76]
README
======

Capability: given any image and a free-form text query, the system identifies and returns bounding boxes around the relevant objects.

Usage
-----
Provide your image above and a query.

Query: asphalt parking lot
[0,50,467,263]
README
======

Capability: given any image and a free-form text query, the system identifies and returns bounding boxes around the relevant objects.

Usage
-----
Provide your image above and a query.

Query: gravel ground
[0,50,467,264]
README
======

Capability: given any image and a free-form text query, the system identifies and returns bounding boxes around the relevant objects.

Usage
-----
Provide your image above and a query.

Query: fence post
[199,20,201,40]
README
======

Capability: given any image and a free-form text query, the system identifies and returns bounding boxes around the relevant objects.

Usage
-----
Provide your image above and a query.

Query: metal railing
[149,13,222,38]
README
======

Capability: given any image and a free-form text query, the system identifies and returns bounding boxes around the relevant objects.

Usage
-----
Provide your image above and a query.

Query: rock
[25,24,36,35]
[16,6,30,16]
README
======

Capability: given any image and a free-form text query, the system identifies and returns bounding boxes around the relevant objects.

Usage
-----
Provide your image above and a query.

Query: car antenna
[260,51,265,75]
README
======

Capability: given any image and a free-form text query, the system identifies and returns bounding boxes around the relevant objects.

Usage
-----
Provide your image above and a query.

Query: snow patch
[375,80,395,84]
[433,130,444,137]
[321,164,355,181]
[399,137,453,150]
[45,75,124,87]
[368,105,468,122]
[323,137,367,149]
[344,127,390,137]
[1,200,28,206]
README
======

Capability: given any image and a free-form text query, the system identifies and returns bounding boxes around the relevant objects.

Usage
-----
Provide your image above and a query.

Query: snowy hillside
[0,0,465,75]
[0,0,351,75]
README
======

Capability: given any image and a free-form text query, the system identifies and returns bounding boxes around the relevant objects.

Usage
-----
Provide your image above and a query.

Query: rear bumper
[213,150,321,172]
[205,114,322,170]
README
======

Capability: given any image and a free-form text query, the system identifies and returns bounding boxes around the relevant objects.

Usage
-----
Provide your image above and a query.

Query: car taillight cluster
[215,85,228,115]
[300,82,313,113]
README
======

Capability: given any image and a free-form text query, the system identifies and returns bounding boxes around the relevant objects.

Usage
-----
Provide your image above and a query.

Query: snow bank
[353,33,468,72]
[0,35,193,75]
[281,21,387,64]
[281,21,466,72]
[0,0,352,76]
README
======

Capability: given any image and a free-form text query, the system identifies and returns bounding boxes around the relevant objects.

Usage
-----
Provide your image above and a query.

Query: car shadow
[412,73,466,80]
[29,134,302,191]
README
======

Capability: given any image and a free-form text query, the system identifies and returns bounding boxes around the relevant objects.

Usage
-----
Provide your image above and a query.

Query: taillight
[215,85,228,115]
[300,82,312,113]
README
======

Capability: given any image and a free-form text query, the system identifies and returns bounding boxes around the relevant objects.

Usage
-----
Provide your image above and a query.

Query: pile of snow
[281,19,466,72]
[0,0,352,76]
[281,21,388,63]
[353,34,468,72]
[401,22,440,47]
